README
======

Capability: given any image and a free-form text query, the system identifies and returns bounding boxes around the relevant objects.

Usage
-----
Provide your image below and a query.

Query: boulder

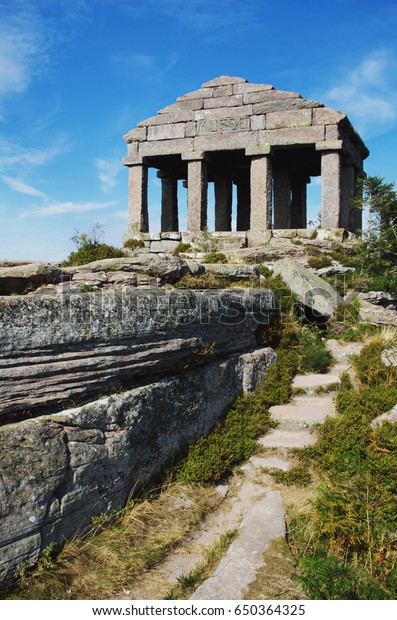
[203,263,260,280]
[0,263,65,295]
[273,258,341,319]
[74,255,192,283]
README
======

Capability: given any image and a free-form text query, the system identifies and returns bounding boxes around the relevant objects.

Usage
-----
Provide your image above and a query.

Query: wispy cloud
[0,174,49,199]
[0,136,71,170]
[0,11,46,113]
[110,51,179,80]
[95,156,122,193]
[121,0,261,37]
[21,200,117,218]
[323,49,397,138]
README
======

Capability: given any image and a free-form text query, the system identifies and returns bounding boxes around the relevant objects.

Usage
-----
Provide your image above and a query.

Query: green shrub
[172,242,192,257]
[123,239,145,251]
[291,342,397,599]
[174,273,232,289]
[176,353,296,484]
[307,254,333,269]
[62,223,125,267]
[202,252,228,264]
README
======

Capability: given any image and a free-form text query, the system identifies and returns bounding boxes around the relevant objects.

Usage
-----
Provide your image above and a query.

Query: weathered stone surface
[313,107,346,125]
[194,105,253,121]
[202,76,247,87]
[203,263,259,281]
[272,258,341,319]
[191,491,285,600]
[123,127,147,142]
[0,263,65,295]
[72,271,108,283]
[147,123,185,141]
[233,83,274,94]
[0,290,276,420]
[0,346,276,586]
[138,110,194,126]
[203,94,243,108]
[74,255,191,282]
[266,109,312,129]
[259,125,325,146]
[243,90,300,105]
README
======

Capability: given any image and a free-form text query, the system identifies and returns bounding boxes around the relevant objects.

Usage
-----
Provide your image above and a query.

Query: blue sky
[1,0,397,261]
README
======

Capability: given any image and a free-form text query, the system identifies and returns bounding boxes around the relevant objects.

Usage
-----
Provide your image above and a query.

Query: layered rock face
[0,289,276,585]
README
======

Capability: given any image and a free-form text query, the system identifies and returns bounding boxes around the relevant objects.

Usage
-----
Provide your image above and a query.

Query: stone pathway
[125,340,363,601]
[189,340,363,600]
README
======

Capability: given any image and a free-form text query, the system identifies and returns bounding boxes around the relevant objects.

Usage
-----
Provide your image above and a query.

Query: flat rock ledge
[191,491,285,600]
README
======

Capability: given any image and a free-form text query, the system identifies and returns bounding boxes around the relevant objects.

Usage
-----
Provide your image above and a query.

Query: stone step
[292,373,341,393]
[249,456,292,471]
[190,491,285,600]
[258,428,317,449]
[269,394,334,429]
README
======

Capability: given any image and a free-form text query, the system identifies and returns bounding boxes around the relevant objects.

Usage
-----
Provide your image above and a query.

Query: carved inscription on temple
[197,116,251,135]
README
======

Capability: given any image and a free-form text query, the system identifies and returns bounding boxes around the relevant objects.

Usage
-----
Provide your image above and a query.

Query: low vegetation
[6,483,222,600]
[288,331,397,599]
[62,223,126,267]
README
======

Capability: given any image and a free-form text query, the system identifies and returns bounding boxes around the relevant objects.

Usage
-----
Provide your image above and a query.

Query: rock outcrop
[0,288,277,586]
[272,258,341,320]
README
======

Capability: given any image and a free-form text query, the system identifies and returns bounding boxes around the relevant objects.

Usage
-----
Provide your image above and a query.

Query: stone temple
[123,76,369,250]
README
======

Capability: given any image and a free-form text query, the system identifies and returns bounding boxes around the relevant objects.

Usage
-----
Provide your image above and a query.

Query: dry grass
[244,537,306,600]
[369,325,397,349]
[8,483,221,600]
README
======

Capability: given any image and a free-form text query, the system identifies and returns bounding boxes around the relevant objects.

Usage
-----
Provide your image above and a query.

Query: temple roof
[123,76,369,163]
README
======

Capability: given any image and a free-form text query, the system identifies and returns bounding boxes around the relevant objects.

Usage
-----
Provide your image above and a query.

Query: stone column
[290,176,308,229]
[250,155,272,231]
[187,159,208,231]
[339,164,356,231]
[321,151,342,228]
[160,174,179,232]
[127,164,149,232]
[273,171,291,229]
[236,175,250,231]
[214,177,232,231]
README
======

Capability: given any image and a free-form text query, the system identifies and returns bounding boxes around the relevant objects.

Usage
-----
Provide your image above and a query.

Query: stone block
[246,230,272,247]
[147,123,186,141]
[313,108,345,125]
[139,110,194,126]
[126,141,139,159]
[245,144,271,155]
[185,121,197,137]
[266,109,312,129]
[177,88,213,100]
[296,228,317,239]
[233,83,274,94]
[202,76,247,87]
[139,138,193,157]
[253,98,320,115]
[259,125,325,146]
[160,232,182,241]
[212,85,233,97]
[72,271,108,283]
[194,105,253,121]
[197,115,251,135]
[315,140,343,151]
[243,90,300,105]
[149,240,180,253]
[159,99,203,114]
[250,115,266,130]
[194,131,258,152]
[123,127,147,142]
[203,94,243,108]
[272,229,297,238]
[326,125,341,140]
